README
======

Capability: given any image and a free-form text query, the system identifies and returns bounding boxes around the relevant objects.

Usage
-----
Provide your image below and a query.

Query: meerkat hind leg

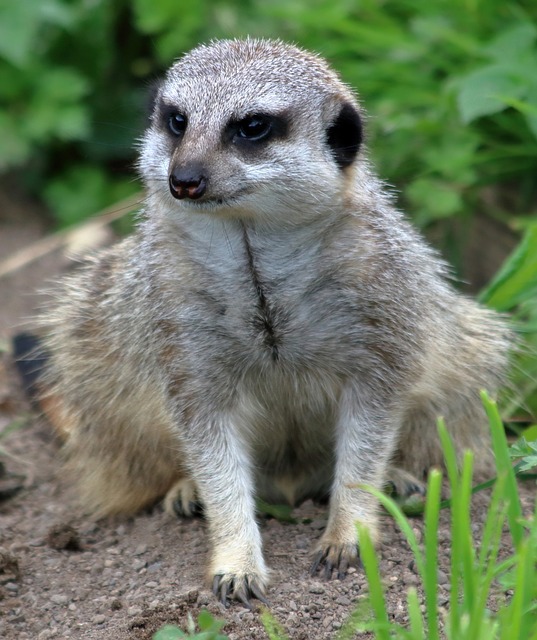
[385,466,426,498]
[163,477,204,518]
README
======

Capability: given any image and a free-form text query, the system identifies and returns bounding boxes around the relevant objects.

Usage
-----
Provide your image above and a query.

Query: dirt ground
[0,189,535,640]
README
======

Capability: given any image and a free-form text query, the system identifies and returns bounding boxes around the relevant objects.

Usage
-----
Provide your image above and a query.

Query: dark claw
[212,574,223,599]
[323,558,334,581]
[311,544,361,581]
[173,499,204,518]
[212,574,268,608]
[337,556,349,580]
[220,580,231,608]
[234,587,252,610]
[249,580,270,606]
[409,483,426,496]
[309,549,327,577]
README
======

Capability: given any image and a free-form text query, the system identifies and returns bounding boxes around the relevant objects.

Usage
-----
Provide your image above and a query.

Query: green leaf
[261,608,291,640]
[152,625,186,639]
[509,437,537,473]
[0,112,32,169]
[43,165,109,226]
[407,178,463,225]
[479,223,537,310]
[456,65,528,123]
[197,609,225,633]
[42,166,139,228]
[0,0,41,66]
[256,499,298,523]
[0,0,78,66]
[19,67,91,144]
[484,22,537,64]
[522,425,537,442]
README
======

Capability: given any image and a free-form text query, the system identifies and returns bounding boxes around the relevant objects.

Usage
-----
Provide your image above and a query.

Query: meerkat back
[26,39,511,606]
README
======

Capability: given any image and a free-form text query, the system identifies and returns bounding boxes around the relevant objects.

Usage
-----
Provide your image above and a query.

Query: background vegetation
[1,2,536,638]
[1,0,536,408]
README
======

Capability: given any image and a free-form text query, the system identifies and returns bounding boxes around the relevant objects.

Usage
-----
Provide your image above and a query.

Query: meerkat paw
[163,477,203,518]
[385,466,426,498]
[310,541,361,580]
[212,571,269,609]
[210,544,270,609]
[311,511,378,580]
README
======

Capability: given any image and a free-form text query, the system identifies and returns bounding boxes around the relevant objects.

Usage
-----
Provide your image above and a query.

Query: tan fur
[36,39,512,605]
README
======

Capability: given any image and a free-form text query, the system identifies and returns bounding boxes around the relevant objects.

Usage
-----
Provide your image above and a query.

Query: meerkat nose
[169,165,208,200]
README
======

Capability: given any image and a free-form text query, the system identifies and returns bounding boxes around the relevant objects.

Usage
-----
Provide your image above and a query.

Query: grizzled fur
[37,39,511,606]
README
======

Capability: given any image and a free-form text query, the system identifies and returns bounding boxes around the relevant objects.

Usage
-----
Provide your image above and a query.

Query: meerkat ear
[326,102,363,169]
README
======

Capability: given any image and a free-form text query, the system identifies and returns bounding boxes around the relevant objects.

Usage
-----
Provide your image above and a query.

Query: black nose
[169,165,208,200]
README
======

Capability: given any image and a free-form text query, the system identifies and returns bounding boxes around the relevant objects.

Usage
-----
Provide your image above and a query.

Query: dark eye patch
[158,100,188,137]
[228,113,288,148]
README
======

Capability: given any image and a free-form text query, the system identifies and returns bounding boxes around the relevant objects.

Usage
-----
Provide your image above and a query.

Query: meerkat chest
[177,221,367,372]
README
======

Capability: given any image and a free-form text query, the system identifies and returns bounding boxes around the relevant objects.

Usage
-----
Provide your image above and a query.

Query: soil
[0,190,535,640]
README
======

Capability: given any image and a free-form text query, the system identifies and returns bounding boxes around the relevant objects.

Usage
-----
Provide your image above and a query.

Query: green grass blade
[423,469,442,640]
[438,419,462,637]
[360,485,425,580]
[481,391,524,548]
[500,540,528,640]
[357,523,391,640]
[511,499,537,640]
[334,597,376,639]
[458,451,476,617]
[475,474,506,573]
[468,480,508,640]
[407,587,425,639]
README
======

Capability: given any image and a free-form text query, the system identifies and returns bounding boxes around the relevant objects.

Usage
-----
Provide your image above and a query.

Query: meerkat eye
[168,112,187,137]
[236,115,273,142]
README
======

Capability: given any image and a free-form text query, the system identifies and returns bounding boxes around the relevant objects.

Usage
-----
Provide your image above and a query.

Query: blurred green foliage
[1,0,536,414]
[1,0,536,230]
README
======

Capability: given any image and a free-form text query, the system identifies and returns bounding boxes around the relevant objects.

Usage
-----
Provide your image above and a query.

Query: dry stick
[0,193,143,279]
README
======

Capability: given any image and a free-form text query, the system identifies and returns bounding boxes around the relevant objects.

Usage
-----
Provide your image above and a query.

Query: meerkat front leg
[311,386,398,579]
[178,411,269,608]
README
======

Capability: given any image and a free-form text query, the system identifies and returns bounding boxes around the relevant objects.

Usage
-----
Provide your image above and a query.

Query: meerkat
[26,39,511,607]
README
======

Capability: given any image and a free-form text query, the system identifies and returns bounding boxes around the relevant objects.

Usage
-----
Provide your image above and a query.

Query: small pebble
[46,524,81,552]
[50,594,69,605]
[128,606,142,616]
[132,559,146,571]
[437,570,449,585]
[93,614,106,625]
[322,616,333,628]
[110,599,122,611]
[309,585,325,594]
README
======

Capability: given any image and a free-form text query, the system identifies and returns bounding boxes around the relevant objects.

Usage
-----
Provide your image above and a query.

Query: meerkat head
[138,39,364,226]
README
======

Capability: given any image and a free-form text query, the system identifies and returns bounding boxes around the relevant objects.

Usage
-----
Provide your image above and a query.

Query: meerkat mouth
[175,189,254,210]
